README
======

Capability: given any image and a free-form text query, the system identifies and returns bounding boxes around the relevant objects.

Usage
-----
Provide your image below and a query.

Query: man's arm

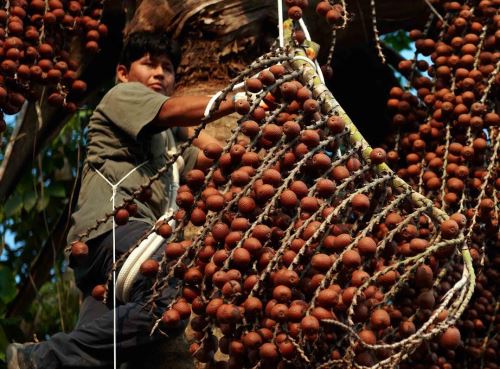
[150,94,235,129]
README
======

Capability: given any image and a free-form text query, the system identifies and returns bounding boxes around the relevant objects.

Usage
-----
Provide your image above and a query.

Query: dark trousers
[31,221,182,368]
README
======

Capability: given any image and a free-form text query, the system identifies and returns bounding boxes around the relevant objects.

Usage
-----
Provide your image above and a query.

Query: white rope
[298,18,326,84]
[92,160,148,369]
[116,130,181,303]
[277,0,284,48]
[292,55,317,69]
[204,83,245,118]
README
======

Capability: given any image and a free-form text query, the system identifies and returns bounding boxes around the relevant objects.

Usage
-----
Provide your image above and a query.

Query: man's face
[116,53,175,96]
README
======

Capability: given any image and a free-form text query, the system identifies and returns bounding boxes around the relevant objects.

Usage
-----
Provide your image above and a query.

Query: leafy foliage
[0,109,92,365]
[381,29,412,53]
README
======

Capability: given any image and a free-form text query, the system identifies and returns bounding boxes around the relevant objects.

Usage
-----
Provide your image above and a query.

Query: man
[7,31,235,369]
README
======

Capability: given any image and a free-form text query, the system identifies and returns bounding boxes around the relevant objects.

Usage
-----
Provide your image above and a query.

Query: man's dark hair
[119,32,181,70]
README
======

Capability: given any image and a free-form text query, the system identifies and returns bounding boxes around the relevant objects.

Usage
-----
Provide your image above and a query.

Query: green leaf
[381,30,411,52]
[0,265,16,305]
[46,183,66,198]
[23,191,38,212]
[36,193,50,212]
[3,195,23,217]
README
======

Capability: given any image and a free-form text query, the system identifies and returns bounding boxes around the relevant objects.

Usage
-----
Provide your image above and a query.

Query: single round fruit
[439,327,461,349]
[370,309,391,329]
[140,259,160,278]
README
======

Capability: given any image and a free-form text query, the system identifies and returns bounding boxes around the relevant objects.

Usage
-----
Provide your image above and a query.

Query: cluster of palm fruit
[65,0,495,368]
[102,23,468,366]
[0,0,108,132]
[381,1,499,368]
[149,55,470,368]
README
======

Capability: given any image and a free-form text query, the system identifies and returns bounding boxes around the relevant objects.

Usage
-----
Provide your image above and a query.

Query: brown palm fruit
[250,224,271,242]
[316,288,339,308]
[359,329,377,345]
[91,284,106,301]
[273,285,292,303]
[351,269,369,287]
[224,231,242,250]
[316,178,336,197]
[269,63,286,77]
[165,242,186,259]
[156,222,172,238]
[399,321,416,337]
[216,303,242,324]
[280,82,298,100]
[262,123,283,142]
[176,191,194,209]
[311,253,333,272]
[231,218,250,232]
[280,189,298,208]
[316,1,333,16]
[415,264,433,289]
[439,326,461,351]
[301,316,320,334]
[140,259,159,278]
[283,120,301,139]
[242,237,262,254]
[303,98,319,114]
[331,165,350,181]
[357,237,377,254]
[342,250,361,268]
[273,269,299,287]
[333,233,352,250]
[302,221,321,240]
[311,307,335,322]
[222,280,243,297]
[241,120,260,137]
[300,196,319,212]
[184,267,203,285]
[300,130,320,148]
[71,241,89,263]
[242,297,263,317]
[410,238,429,253]
[341,286,357,306]
[260,342,279,359]
[378,270,397,286]
[417,290,435,309]
[238,196,256,214]
[262,169,282,187]
[370,148,387,164]
[205,194,225,212]
[289,180,308,198]
[242,151,260,167]
[162,308,181,328]
[186,169,205,189]
[230,170,250,186]
[351,194,370,213]
[246,78,263,92]
[287,303,306,322]
[235,98,250,114]
[312,153,332,171]
[440,219,460,239]
[327,115,345,133]
[190,208,206,226]
[212,222,230,242]
[255,184,275,202]
[232,247,251,270]
[114,208,129,225]
[203,142,223,160]
[259,70,276,85]
[370,309,391,329]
